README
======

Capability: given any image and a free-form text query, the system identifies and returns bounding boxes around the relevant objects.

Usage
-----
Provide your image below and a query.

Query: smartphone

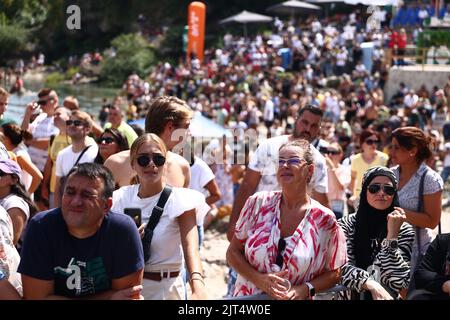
[319,146,329,154]
[124,208,141,228]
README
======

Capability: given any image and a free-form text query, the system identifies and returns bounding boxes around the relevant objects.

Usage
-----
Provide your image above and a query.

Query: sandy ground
[199,205,450,300]
[201,217,230,299]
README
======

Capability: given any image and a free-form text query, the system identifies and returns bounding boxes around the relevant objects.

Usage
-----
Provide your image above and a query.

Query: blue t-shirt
[18,208,144,298]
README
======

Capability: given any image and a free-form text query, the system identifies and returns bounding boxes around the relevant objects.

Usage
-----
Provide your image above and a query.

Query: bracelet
[190,271,204,279]
[189,277,205,286]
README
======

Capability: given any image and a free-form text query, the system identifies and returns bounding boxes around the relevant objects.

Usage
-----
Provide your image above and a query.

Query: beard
[293,127,312,142]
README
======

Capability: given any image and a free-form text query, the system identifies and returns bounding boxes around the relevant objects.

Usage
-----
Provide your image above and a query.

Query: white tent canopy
[307,0,347,3]
[344,0,397,5]
[266,0,321,15]
[219,10,273,24]
[219,10,273,37]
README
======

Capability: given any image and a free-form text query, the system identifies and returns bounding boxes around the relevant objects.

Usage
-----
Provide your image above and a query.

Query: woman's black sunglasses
[136,154,166,167]
[97,137,115,144]
[365,139,379,145]
[368,184,396,196]
[275,238,286,268]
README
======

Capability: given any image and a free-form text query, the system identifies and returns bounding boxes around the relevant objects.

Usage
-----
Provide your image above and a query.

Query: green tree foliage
[99,33,155,86]
[0,23,29,61]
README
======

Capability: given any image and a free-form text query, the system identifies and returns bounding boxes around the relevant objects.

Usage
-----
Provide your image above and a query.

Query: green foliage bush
[99,33,156,86]
[417,30,450,49]
[416,30,450,63]
[0,24,28,62]
[45,72,65,86]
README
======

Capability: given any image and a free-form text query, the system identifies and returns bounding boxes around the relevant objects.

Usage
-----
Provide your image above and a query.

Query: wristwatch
[305,282,315,298]
[382,238,399,250]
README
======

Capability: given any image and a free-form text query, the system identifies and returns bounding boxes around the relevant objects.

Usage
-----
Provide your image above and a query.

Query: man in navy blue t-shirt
[18,163,144,299]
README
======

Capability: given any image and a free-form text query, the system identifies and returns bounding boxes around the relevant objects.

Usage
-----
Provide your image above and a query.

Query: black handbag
[142,186,172,263]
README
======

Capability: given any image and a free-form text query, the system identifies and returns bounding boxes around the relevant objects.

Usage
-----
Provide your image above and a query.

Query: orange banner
[187,2,206,63]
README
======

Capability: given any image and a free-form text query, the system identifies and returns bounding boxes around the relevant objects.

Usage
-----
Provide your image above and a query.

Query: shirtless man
[105,96,191,188]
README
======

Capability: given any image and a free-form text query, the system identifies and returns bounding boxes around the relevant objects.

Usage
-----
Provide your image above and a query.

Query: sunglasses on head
[276,238,286,268]
[278,157,304,166]
[66,120,85,127]
[368,183,396,196]
[365,139,379,145]
[97,137,115,144]
[136,154,166,167]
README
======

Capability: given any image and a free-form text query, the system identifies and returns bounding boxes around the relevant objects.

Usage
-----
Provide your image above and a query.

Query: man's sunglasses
[66,120,85,127]
[37,99,49,105]
[368,183,396,196]
[365,139,379,145]
[136,154,166,167]
[97,137,115,144]
[275,238,286,268]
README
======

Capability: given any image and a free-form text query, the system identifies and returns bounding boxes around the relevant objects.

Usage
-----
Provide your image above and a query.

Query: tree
[99,33,155,86]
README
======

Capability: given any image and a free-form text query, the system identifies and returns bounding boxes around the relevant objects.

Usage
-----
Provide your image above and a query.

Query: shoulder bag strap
[145,186,173,232]
[416,169,427,251]
[74,145,91,167]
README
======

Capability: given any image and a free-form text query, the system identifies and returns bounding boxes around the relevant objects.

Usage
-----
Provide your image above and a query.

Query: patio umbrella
[266,0,321,16]
[307,0,347,3]
[219,10,273,37]
[344,0,396,5]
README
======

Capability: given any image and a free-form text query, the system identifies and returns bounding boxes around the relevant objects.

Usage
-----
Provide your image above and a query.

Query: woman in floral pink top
[227,140,347,299]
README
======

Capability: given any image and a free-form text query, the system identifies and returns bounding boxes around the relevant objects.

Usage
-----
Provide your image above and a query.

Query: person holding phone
[111,133,209,300]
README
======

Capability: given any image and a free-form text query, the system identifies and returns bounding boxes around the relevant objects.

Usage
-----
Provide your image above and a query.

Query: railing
[387,46,450,71]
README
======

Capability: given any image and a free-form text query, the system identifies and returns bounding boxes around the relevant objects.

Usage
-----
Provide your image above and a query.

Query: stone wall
[385,65,450,102]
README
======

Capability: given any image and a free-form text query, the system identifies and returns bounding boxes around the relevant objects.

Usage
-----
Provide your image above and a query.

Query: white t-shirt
[111,186,209,270]
[27,113,59,171]
[0,194,30,222]
[0,194,30,244]
[189,157,215,195]
[404,94,419,108]
[247,135,328,194]
[0,205,21,295]
[263,99,274,122]
[55,143,99,178]
[444,143,450,167]
[13,144,33,191]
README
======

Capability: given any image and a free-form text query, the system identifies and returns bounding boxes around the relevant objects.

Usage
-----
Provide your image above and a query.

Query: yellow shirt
[104,122,138,147]
[49,135,71,192]
[351,151,389,195]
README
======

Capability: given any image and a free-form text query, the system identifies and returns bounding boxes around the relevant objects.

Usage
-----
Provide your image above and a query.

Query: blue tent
[129,111,231,138]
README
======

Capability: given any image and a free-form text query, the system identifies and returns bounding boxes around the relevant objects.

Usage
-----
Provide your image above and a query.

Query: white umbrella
[219,10,273,37]
[344,0,395,5]
[266,0,321,16]
[307,0,347,3]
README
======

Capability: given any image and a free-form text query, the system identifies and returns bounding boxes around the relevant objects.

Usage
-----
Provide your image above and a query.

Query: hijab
[354,166,399,271]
